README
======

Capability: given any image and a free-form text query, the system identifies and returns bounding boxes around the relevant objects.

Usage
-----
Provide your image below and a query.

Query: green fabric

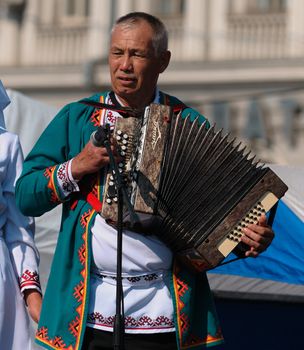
[170,262,223,349]
[16,91,223,350]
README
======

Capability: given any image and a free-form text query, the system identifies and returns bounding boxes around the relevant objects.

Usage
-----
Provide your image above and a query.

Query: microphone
[90,126,109,147]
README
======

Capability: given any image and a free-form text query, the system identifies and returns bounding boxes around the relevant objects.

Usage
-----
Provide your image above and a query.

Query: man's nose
[120,54,133,71]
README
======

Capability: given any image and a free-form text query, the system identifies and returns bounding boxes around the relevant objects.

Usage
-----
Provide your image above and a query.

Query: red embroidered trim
[179,312,190,334]
[176,278,189,298]
[36,209,94,350]
[80,210,92,228]
[19,270,40,291]
[90,95,104,126]
[69,316,80,338]
[182,327,224,348]
[90,109,101,127]
[44,166,60,203]
[78,243,86,266]
[36,326,48,340]
[68,210,93,347]
[36,327,73,350]
[173,262,224,349]
[87,312,174,330]
[73,281,84,303]
[105,109,117,125]
[53,336,67,348]
[57,161,77,195]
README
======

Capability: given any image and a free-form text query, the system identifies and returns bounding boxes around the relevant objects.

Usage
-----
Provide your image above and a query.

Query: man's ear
[159,50,171,73]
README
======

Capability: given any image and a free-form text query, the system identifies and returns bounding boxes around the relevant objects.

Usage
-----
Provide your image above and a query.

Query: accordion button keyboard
[217,191,279,257]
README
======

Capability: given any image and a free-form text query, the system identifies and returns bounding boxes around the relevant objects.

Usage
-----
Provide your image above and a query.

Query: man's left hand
[241,214,275,257]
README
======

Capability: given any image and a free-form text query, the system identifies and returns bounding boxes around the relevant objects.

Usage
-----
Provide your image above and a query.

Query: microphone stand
[92,125,137,350]
[114,184,124,350]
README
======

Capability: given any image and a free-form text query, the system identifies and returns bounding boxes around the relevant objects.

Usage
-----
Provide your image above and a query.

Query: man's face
[109,21,170,107]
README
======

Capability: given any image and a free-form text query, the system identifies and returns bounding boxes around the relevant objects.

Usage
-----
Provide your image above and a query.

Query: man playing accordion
[16,12,274,350]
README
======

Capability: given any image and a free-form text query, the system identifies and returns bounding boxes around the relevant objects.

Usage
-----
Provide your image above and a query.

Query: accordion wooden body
[101,104,288,272]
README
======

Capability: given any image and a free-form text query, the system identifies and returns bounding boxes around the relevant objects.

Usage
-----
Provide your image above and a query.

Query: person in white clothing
[0,81,42,349]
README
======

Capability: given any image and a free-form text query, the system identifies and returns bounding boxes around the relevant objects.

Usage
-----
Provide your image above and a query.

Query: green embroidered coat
[16,91,224,350]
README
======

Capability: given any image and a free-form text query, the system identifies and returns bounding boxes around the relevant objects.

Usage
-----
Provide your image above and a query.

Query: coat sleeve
[16,104,73,217]
[3,133,41,293]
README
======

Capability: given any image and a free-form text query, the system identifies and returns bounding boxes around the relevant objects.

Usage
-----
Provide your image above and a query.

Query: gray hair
[112,12,168,57]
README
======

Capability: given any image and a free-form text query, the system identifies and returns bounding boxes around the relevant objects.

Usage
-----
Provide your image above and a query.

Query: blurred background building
[0,0,304,164]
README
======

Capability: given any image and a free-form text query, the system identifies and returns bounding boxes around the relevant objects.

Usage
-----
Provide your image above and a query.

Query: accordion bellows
[101,104,288,271]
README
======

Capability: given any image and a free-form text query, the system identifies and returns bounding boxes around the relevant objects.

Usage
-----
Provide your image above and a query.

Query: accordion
[99,103,288,272]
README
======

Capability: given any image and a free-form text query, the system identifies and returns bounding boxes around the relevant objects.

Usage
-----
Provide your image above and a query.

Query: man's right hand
[71,141,119,181]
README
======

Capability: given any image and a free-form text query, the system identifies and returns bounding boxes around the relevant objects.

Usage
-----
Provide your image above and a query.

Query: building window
[248,0,287,14]
[153,0,184,18]
[57,0,90,25]
[228,0,287,15]
[63,0,90,17]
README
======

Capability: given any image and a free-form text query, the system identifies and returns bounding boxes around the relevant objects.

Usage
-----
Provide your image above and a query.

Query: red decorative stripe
[164,94,187,113]
[86,192,102,212]
[19,270,41,291]
[173,104,187,113]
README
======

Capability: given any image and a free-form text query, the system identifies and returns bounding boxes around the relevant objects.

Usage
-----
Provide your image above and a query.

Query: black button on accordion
[98,103,288,272]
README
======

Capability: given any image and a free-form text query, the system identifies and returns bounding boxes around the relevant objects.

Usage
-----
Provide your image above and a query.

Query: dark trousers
[82,327,178,350]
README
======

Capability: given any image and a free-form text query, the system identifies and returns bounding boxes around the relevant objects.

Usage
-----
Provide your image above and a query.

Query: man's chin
[116,88,137,99]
